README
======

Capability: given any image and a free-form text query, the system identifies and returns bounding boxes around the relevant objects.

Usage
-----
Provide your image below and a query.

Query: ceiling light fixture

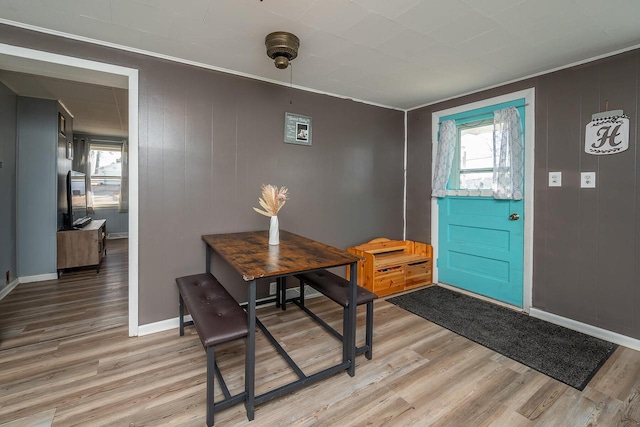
[265,31,299,69]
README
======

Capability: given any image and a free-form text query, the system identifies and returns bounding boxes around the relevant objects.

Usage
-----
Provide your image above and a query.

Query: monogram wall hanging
[585,108,629,156]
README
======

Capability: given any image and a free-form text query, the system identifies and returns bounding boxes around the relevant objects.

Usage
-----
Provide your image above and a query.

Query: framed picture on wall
[58,113,66,137]
[67,141,73,160]
[284,112,312,146]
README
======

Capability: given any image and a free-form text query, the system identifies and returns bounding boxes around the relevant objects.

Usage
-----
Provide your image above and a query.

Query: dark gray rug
[387,286,617,390]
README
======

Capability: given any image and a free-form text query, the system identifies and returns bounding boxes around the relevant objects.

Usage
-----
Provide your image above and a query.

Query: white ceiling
[1,0,640,114]
[0,68,129,137]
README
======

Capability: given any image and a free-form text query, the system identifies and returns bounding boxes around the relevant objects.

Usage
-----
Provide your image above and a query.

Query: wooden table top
[202,230,361,281]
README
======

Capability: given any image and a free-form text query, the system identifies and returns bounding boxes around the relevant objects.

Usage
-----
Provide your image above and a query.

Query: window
[438,98,525,195]
[89,143,122,206]
[450,121,494,190]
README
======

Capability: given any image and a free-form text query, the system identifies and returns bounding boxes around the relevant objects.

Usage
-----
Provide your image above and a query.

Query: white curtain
[493,107,524,200]
[432,120,457,198]
[73,136,95,213]
[119,139,129,213]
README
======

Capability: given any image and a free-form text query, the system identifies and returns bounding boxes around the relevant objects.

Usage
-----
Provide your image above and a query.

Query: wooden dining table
[201,230,361,421]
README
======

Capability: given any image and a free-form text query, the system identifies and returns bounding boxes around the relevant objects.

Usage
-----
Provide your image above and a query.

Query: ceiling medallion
[265,31,299,69]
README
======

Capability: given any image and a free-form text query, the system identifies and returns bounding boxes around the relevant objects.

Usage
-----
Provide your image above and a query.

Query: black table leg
[205,245,211,274]
[347,262,357,377]
[245,279,256,420]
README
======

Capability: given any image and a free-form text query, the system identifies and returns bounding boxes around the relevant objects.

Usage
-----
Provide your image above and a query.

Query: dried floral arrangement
[252,184,289,217]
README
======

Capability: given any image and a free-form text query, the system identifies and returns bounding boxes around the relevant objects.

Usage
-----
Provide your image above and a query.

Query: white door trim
[0,43,140,336]
[430,88,535,312]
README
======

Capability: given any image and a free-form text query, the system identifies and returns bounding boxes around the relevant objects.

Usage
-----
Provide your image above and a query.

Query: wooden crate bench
[347,238,433,297]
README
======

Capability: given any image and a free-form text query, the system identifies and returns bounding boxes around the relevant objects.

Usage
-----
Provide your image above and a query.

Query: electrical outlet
[5,271,9,284]
[549,171,562,187]
[269,281,277,295]
[581,172,596,188]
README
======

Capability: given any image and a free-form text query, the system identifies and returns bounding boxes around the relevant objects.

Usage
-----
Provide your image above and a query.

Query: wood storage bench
[347,238,433,297]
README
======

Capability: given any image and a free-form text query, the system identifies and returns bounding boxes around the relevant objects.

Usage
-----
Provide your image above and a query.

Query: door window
[440,99,525,196]
[450,121,494,191]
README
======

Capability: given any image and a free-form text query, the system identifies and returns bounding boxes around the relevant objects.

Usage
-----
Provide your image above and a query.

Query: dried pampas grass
[253,184,289,217]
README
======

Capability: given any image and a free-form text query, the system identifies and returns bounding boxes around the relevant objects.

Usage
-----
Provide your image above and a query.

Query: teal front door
[436,99,525,307]
[438,196,523,306]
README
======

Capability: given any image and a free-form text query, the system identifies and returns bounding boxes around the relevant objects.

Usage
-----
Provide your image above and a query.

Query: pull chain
[289,63,293,104]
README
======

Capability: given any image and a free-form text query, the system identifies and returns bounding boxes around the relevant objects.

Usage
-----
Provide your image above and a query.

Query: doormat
[387,286,617,390]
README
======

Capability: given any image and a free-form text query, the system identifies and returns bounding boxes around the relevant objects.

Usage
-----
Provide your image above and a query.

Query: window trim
[89,142,123,207]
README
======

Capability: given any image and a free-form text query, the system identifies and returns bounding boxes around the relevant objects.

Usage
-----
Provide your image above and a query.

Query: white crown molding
[0,18,403,112]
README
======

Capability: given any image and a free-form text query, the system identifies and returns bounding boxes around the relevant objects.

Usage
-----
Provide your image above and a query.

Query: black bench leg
[206,346,215,427]
[342,307,349,364]
[299,279,305,307]
[245,279,256,421]
[365,301,374,360]
[179,294,185,336]
[280,277,287,310]
[275,278,281,308]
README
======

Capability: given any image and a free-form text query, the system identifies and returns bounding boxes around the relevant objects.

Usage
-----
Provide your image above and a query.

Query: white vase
[269,215,279,245]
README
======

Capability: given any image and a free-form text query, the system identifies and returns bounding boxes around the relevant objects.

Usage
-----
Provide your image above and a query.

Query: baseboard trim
[138,289,322,336]
[138,315,193,336]
[0,278,20,301]
[19,273,58,283]
[529,308,640,352]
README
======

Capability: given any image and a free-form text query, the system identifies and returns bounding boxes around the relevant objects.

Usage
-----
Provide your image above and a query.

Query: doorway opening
[0,43,139,336]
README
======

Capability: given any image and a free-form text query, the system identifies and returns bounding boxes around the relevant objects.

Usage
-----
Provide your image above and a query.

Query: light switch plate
[549,171,562,187]
[581,172,596,188]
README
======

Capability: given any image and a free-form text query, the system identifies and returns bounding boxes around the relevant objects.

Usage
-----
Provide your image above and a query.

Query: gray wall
[407,49,640,340]
[0,81,17,291]
[0,25,405,325]
[136,57,404,320]
[94,207,128,235]
[16,97,58,277]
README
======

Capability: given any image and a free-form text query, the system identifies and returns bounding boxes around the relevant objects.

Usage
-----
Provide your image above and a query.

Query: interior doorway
[0,43,139,336]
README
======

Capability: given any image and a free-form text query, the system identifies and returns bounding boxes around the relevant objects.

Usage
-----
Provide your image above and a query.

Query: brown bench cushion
[295,270,377,307]
[176,273,248,348]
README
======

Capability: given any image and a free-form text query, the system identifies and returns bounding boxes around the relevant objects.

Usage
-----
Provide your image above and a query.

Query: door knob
[509,213,520,221]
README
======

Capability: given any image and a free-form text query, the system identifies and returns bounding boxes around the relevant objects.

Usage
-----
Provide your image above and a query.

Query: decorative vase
[269,215,279,245]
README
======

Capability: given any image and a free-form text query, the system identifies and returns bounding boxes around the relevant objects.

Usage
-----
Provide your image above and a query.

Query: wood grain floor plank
[516,378,569,420]
[2,239,640,426]
[0,408,56,427]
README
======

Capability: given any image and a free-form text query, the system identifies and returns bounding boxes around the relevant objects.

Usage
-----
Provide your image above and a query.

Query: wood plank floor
[1,239,639,426]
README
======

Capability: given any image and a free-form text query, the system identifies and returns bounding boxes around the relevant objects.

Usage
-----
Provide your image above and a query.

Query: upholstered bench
[293,270,377,359]
[176,273,248,427]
